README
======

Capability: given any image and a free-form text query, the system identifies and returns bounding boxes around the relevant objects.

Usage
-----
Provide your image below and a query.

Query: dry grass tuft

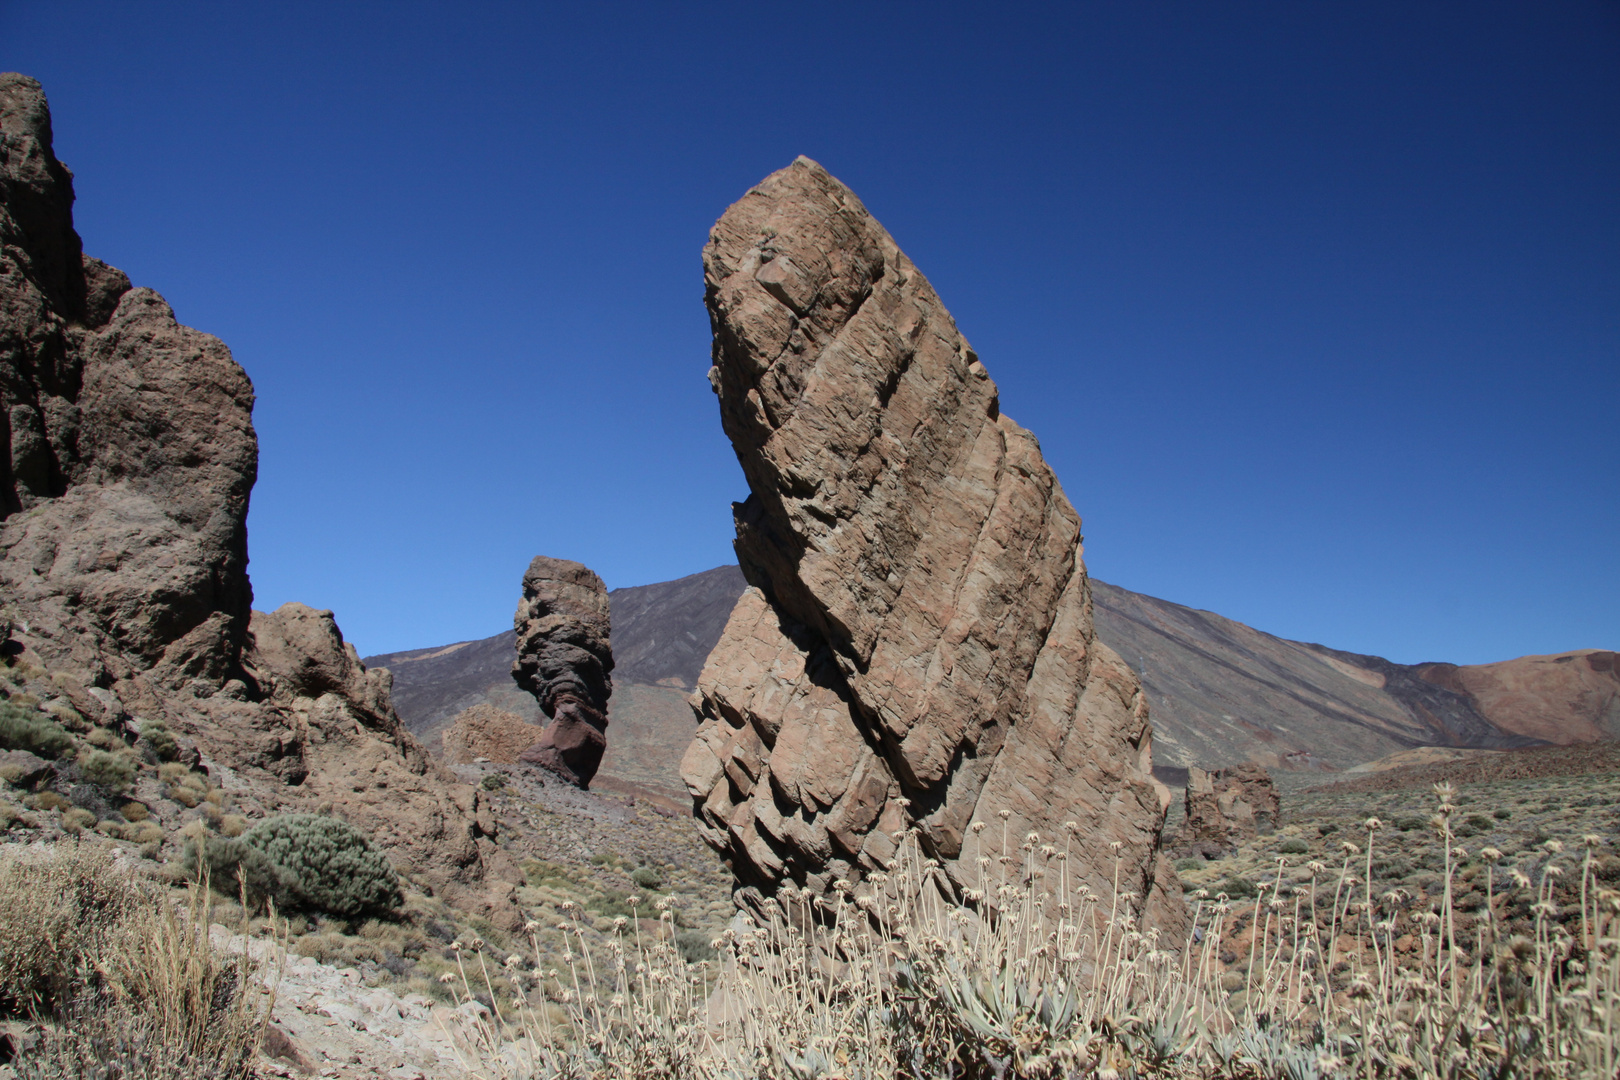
[0,843,274,1078]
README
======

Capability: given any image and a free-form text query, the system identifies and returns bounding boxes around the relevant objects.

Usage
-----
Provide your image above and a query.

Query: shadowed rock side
[0,75,515,921]
[511,556,614,788]
[684,157,1182,936]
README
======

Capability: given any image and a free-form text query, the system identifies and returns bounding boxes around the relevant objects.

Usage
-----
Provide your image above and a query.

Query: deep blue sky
[3,2,1615,664]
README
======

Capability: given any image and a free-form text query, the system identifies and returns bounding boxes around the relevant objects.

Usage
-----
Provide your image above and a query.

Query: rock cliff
[0,74,514,919]
[683,157,1182,934]
[511,556,614,788]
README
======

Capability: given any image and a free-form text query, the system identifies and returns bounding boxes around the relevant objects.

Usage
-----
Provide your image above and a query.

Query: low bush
[24,791,70,813]
[0,703,74,759]
[61,808,94,832]
[675,928,715,964]
[188,813,402,918]
[77,749,134,793]
[630,866,663,890]
[137,720,179,763]
[440,789,1618,1080]
[1277,838,1309,854]
[480,772,506,791]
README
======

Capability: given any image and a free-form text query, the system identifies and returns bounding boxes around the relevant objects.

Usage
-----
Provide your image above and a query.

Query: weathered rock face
[441,704,544,765]
[1,74,254,690]
[0,75,515,921]
[1183,763,1279,853]
[511,556,614,788]
[684,157,1183,935]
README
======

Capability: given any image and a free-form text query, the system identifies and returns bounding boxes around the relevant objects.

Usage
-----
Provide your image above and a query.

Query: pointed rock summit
[511,556,614,788]
[684,157,1184,934]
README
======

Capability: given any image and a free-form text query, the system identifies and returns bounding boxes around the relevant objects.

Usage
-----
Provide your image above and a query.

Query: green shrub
[61,808,95,832]
[1215,876,1257,899]
[1493,807,1512,820]
[1278,838,1310,855]
[137,720,179,763]
[1395,816,1426,832]
[0,703,74,759]
[188,814,402,918]
[676,929,715,964]
[630,866,663,890]
[1174,856,1206,872]
[480,773,506,791]
[77,749,134,793]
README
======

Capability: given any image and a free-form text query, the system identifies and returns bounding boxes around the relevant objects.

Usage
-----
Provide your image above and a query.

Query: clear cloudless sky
[2,2,1615,664]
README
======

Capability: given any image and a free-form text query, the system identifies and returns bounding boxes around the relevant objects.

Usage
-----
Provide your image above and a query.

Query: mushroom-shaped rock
[511,556,614,787]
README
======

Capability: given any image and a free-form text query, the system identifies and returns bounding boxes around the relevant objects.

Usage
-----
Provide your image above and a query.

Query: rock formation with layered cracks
[682,157,1184,936]
[0,74,516,921]
[511,556,614,788]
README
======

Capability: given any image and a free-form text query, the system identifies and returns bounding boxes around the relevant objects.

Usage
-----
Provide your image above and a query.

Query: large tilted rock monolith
[682,157,1184,937]
[511,556,614,788]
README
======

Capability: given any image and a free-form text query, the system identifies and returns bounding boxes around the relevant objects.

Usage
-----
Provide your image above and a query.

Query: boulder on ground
[441,704,544,765]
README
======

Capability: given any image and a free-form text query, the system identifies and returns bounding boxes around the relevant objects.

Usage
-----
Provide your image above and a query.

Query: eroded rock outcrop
[511,556,614,788]
[0,74,515,920]
[1183,763,1279,854]
[683,157,1182,935]
[442,703,543,765]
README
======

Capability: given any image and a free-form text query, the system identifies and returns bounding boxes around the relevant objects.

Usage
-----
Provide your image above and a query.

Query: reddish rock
[1184,762,1279,851]
[441,704,543,765]
[684,157,1182,937]
[511,556,614,788]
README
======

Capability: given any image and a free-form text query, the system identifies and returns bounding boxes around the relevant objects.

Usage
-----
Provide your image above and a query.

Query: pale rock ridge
[0,74,514,919]
[684,157,1183,934]
[511,556,614,788]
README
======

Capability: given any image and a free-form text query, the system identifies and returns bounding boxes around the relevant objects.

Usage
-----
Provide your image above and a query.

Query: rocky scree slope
[682,157,1183,934]
[0,73,515,919]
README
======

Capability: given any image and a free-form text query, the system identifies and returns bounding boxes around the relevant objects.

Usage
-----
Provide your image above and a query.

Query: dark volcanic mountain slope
[1090,581,1543,770]
[372,566,1599,785]
[607,565,746,687]
[365,630,542,738]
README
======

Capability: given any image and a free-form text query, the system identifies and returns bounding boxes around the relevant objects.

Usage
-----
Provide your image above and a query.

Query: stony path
[216,927,499,1080]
